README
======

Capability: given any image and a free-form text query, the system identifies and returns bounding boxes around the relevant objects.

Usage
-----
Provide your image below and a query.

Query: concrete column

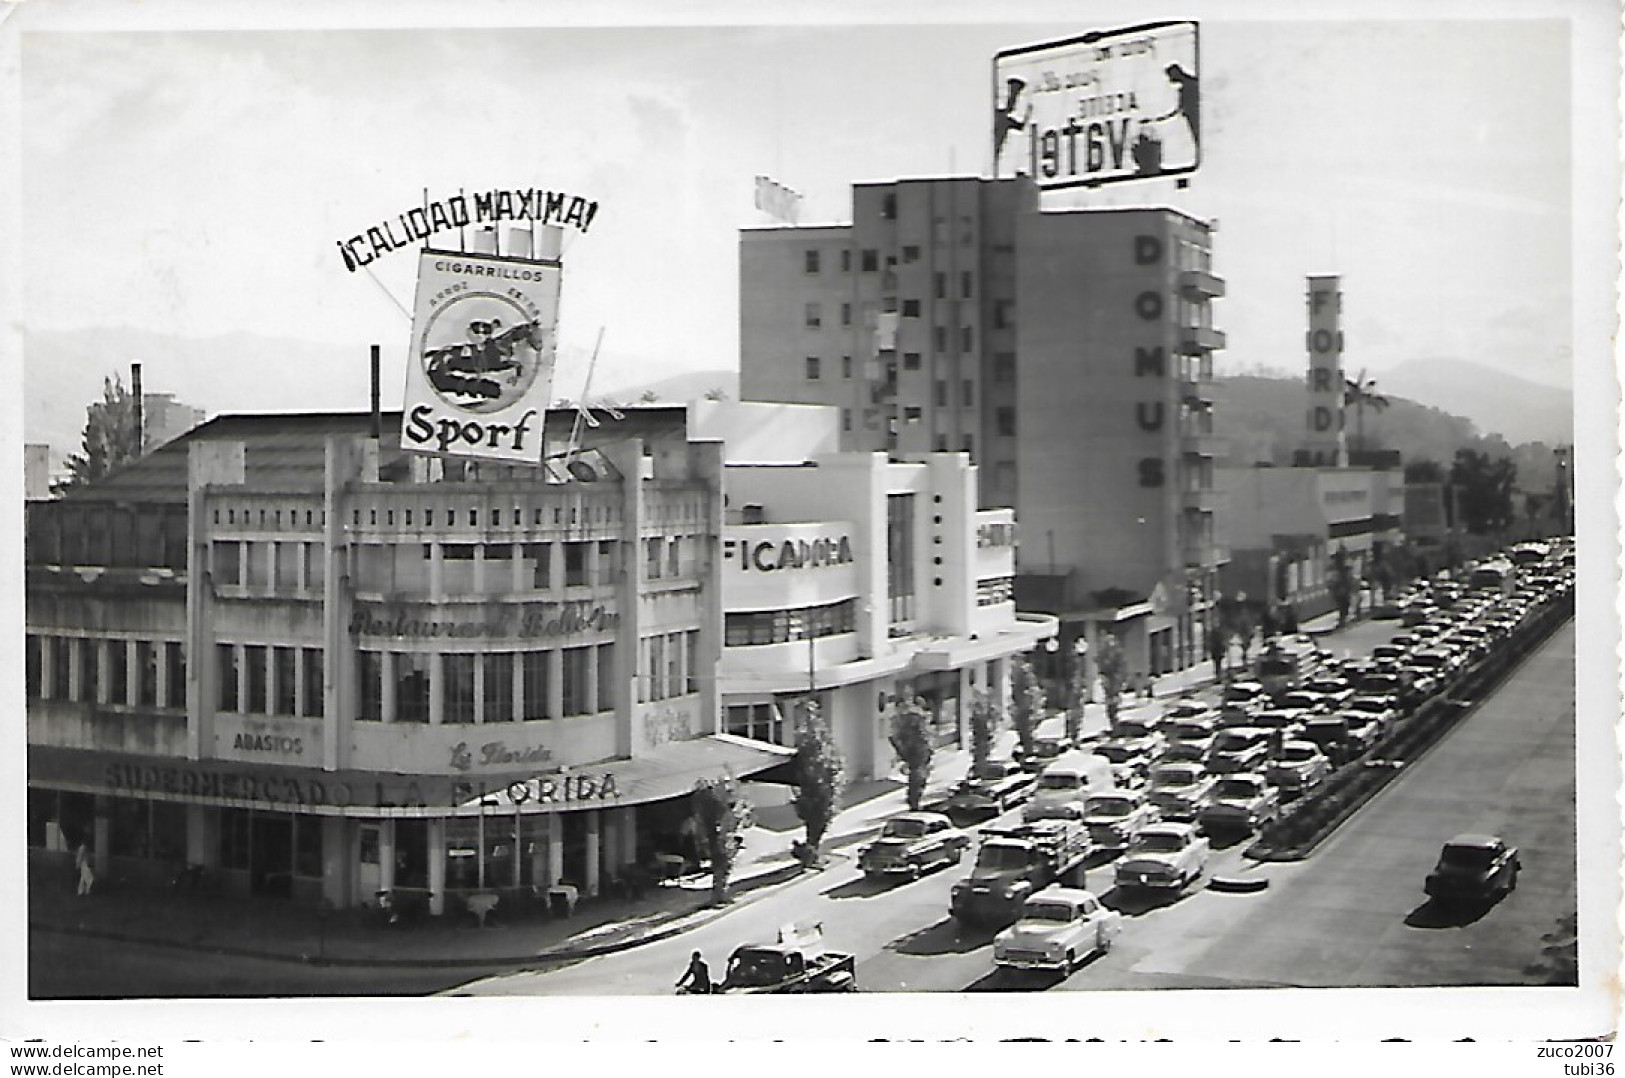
[545,813,563,887]
[185,804,212,867]
[92,796,111,876]
[584,811,601,897]
[429,652,444,725]
[378,819,396,892]
[65,638,82,702]
[585,644,599,715]
[125,641,140,706]
[381,651,397,722]
[236,644,248,714]
[154,641,168,711]
[427,819,446,916]
[620,806,638,866]
[429,542,444,598]
[321,817,348,908]
[473,655,485,724]
[291,647,303,719]
[548,543,563,592]
[37,637,54,700]
[95,640,110,704]
[547,650,564,719]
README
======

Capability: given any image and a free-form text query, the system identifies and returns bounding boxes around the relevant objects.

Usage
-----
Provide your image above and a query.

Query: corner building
[739,177,1225,680]
[25,410,783,915]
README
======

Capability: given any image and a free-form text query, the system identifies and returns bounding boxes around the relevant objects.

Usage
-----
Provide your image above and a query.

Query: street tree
[968,688,999,768]
[1342,369,1390,455]
[1449,448,1518,535]
[690,775,749,904]
[1328,544,1355,625]
[888,696,936,811]
[1095,632,1128,730]
[789,698,846,862]
[1009,656,1044,757]
[55,373,142,494]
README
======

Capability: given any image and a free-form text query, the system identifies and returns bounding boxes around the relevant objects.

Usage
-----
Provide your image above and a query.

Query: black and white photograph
[1,0,1618,1062]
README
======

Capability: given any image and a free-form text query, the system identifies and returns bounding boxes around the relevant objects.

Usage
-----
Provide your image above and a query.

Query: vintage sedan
[1082,790,1160,853]
[1264,740,1332,797]
[992,887,1122,974]
[944,759,1038,819]
[1017,733,1077,774]
[1206,727,1276,775]
[1197,774,1281,835]
[1094,718,1167,766]
[1113,822,1210,892]
[1146,762,1218,822]
[1424,834,1521,906]
[1343,694,1400,734]
[858,812,970,879]
[1161,716,1221,762]
[1303,676,1357,710]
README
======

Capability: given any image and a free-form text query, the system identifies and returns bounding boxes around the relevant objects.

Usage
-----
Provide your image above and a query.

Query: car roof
[1444,833,1504,849]
[1138,821,1197,838]
[892,811,951,825]
[1029,885,1100,906]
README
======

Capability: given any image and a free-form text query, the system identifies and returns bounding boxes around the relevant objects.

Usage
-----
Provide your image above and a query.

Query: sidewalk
[29,611,1367,971]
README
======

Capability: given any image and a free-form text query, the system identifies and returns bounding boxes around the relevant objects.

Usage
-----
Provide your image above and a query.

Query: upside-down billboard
[993,20,1200,190]
[400,249,562,464]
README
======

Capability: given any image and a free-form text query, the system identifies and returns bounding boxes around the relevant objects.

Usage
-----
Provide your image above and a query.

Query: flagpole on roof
[566,327,607,464]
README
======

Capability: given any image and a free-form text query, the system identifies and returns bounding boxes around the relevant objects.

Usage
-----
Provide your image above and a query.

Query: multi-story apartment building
[739,178,1226,679]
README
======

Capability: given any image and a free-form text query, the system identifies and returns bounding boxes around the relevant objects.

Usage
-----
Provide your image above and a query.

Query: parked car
[1423,834,1521,906]
[858,812,971,879]
[1303,676,1356,710]
[1265,740,1332,797]
[1278,689,1335,716]
[1113,821,1211,892]
[1094,717,1167,766]
[1082,789,1161,853]
[1303,714,1378,767]
[1162,698,1218,724]
[1198,773,1281,835]
[1161,715,1221,759]
[991,886,1122,974]
[1342,694,1400,734]
[1017,733,1077,774]
[1023,752,1117,821]
[1146,762,1218,822]
[1206,727,1276,775]
[944,759,1038,819]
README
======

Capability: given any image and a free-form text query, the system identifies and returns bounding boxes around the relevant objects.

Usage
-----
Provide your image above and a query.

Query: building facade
[737,178,1226,683]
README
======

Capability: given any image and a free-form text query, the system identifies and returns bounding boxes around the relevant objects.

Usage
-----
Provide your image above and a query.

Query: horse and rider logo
[419,297,551,414]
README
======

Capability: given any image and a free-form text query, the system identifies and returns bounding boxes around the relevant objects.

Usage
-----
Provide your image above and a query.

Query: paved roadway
[451,617,1575,995]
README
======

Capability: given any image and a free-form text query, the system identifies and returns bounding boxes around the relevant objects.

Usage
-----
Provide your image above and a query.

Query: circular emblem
[420,291,551,414]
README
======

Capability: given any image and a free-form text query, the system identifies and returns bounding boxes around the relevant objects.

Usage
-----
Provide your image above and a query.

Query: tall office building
[739,177,1226,677]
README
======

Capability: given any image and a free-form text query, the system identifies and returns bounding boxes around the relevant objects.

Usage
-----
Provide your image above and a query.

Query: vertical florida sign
[400,249,562,464]
[1303,275,1345,467]
[993,21,1200,190]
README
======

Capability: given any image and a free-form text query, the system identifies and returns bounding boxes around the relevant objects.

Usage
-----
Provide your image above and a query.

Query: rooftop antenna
[566,327,608,461]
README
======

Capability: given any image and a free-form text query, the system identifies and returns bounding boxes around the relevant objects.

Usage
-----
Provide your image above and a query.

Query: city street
[449,617,1576,996]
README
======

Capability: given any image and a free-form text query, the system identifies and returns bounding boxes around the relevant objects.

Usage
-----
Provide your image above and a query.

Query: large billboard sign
[400,249,562,464]
[993,21,1200,190]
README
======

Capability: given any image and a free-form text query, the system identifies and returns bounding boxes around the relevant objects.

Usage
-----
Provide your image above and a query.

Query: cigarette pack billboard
[993,20,1200,190]
[400,249,561,464]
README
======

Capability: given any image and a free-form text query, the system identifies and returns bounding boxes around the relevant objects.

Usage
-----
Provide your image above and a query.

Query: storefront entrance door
[250,814,293,898]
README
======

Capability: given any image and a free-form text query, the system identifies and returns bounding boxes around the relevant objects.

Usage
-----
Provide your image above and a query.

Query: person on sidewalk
[676,949,713,994]
[74,842,95,896]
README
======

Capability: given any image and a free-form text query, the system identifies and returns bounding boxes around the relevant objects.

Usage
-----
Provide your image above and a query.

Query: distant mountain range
[1376,357,1572,447]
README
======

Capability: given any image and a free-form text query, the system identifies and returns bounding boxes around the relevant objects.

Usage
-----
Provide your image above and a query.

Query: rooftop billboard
[993,20,1200,190]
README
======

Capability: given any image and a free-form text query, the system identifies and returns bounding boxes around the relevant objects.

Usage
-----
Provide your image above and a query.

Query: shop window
[220,809,251,871]
[152,802,186,863]
[273,647,296,715]
[217,645,239,712]
[301,647,323,717]
[564,542,589,587]
[294,817,323,879]
[443,653,476,724]
[521,651,550,720]
[110,798,150,859]
[108,640,128,706]
[562,646,593,716]
[25,636,40,698]
[359,825,380,865]
[726,703,785,745]
[214,542,241,586]
[136,641,158,707]
[395,652,431,723]
[244,645,268,713]
[356,651,382,721]
[523,542,551,589]
[484,653,514,723]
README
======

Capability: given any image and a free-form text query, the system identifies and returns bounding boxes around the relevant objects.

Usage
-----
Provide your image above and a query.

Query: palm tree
[1342,369,1389,454]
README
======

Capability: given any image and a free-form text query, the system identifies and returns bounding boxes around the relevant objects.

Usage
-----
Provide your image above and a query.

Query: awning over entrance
[29,735,794,820]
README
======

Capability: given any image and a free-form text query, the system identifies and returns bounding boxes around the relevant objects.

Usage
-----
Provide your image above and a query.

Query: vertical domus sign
[400,241,563,464]
[1303,275,1345,467]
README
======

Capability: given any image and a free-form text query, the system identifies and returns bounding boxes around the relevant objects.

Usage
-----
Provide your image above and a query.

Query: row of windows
[724,600,857,647]
[976,576,1015,607]
[213,540,327,592]
[641,631,702,703]
[215,645,326,718]
[26,636,187,710]
[353,646,614,723]
[725,700,792,746]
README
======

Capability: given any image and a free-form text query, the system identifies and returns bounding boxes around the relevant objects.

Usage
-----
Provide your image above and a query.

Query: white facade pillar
[378,819,396,892]
[66,638,83,702]
[545,814,564,888]
[584,811,601,897]
[620,806,638,866]
[381,651,397,722]
[547,650,564,719]
[154,641,168,711]
[427,819,447,916]
[95,640,110,704]
[38,637,56,700]
[429,652,444,725]
[125,641,140,706]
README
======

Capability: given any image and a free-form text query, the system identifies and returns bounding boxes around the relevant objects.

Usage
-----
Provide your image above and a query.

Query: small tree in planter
[969,688,999,767]
[690,774,749,904]
[1010,656,1044,757]
[790,698,846,867]
[1095,632,1128,731]
[888,695,936,811]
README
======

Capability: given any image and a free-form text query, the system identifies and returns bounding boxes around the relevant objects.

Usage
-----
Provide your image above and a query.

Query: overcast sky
[9,0,1607,419]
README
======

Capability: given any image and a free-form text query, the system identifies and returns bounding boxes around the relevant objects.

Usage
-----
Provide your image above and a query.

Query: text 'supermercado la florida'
[25,400,1055,915]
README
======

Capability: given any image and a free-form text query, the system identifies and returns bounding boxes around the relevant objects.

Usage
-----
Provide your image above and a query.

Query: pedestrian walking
[75,842,95,896]
[676,949,713,994]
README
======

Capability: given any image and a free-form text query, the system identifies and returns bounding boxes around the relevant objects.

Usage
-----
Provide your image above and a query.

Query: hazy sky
[9,0,1603,419]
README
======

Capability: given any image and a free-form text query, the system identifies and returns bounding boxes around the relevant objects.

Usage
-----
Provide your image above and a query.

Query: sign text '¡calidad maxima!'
[336,187,601,271]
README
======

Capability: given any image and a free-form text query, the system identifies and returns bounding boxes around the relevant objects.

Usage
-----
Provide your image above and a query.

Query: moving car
[944,758,1038,819]
[1424,834,1521,906]
[1264,740,1332,797]
[1113,821,1211,892]
[1017,733,1077,774]
[1162,715,1221,762]
[1082,789,1160,853]
[717,923,857,994]
[951,819,1092,926]
[1206,727,1276,775]
[1198,773,1281,835]
[1342,694,1400,734]
[858,812,970,879]
[992,887,1122,974]
[1023,752,1116,821]
[1146,762,1218,822]
[1094,717,1166,766]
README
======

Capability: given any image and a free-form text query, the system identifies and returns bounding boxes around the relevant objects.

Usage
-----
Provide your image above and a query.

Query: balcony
[1181,487,1224,513]
[1182,541,1231,569]
[1177,326,1226,354]
[1179,269,1226,299]
[1181,432,1223,458]
[1180,371,1220,403]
